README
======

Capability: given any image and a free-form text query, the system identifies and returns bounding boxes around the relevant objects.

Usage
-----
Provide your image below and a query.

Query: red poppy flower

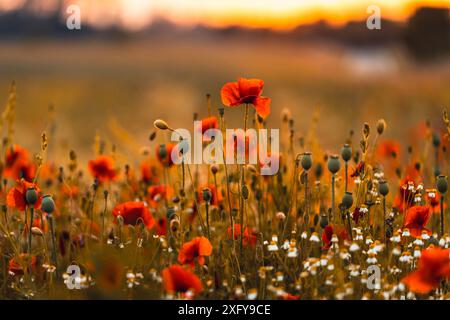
[156,217,167,236]
[403,205,432,238]
[221,78,271,119]
[402,247,450,294]
[178,236,213,267]
[198,184,222,206]
[377,140,400,159]
[112,201,155,229]
[426,191,446,214]
[156,143,176,167]
[351,207,364,224]
[393,177,416,213]
[227,224,257,247]
[8,253,37,275]
[147,185,172,205]
[6,179,42,211]
[350,161,365,178]
[140,161,158,184]
[199,116,219,135]
[162,265,203,294]
[88,155,117,183]
[322,224,349,250]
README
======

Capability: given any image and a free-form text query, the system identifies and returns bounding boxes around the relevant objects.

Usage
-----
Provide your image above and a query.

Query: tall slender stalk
[28,207,34,255]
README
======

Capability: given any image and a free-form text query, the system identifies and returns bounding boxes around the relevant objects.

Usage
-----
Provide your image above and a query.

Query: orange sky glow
[1,0,449,30]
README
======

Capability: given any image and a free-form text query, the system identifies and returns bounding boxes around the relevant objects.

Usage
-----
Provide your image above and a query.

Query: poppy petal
[402,270,436,294]
[237,78,264,98]
[221,82,241,106]
[253,96,271,119]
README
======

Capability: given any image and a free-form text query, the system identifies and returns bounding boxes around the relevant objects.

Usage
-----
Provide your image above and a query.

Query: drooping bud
[153,119,169,130]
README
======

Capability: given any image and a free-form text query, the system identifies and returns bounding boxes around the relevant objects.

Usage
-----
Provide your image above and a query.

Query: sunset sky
[1,0,449,30]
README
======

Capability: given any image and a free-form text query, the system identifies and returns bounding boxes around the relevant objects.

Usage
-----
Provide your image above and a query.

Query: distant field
[0,38,449,163]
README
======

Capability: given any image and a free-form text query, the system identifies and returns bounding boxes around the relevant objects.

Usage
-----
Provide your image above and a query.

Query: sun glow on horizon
[1,0,449,30]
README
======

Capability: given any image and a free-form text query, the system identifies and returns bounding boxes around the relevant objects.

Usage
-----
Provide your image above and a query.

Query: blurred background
[0,0,449,162]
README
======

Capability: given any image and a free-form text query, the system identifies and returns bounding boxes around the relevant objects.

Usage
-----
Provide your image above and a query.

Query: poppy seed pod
[319,214,328,229]
[432,133,440,148]
[341,144,352,162]
[378,180,389,196]
[328,155,340,174]
[25,187,38,205]
[41,195,55,214]
[202,188,212,203]
[153,119,169,131]
[158,144,167,160]
[218,107,225,117]
[301,152,312,171]
[167,207,176,220]
[437,175,448,194]
[377,119,386,135]
[342,192,353,209]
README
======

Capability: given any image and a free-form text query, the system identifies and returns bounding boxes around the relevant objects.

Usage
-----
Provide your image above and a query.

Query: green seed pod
[378,180,389,197]
[432,133,440,148]
[41,195,55,214]
[328,155,340,174]
[319,214,328,229]
[25,187,38,205]
[301,152,312,171]
[342,192,353,209]
[437,175,448,194]
[341,144,352,162]
[158,144,167,159]
[167,207,176,220]
[202,188,212,203]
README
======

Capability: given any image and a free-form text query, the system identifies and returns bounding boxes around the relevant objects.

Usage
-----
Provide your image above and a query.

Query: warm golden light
[1,0,450,29]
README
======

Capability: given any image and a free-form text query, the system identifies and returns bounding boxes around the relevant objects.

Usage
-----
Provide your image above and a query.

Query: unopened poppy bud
[202,188,212,203]
[25,187,38,205]
[437,175,448,194]
[32,227,43,236]
[170,218,180,233]
[342,192,353,209]
[379,180,389,196]
[276,212,286,220]
[41,195,55,214]
[241,185,249,200]
[341,144,352,162]
[153,119,169,130]
[377,119,386,135]
[328,155,340,174]
[301,152,312,171]
[211,164,219,175]
[149,130,157,141]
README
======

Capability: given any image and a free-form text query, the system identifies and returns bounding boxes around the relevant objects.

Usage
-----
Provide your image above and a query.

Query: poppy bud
[379,180,389,196]
[218,108,224,117]
[170,218,180,233]
[342,192,353,209]
[241,185,249,200]
[211,164,219,175]
[301,152,312,171]
[276,212,286,220]
[437,175,448,194]
[32,227,43,236]
[202,188,212,204]
[246,165,257,175]
[149,130,157,141]
[377,119,386,135]
[327,155,340,174]
[341,144,352,162]
[153,119,169,131]
[41,195,55,214]
[25,187,38,205]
